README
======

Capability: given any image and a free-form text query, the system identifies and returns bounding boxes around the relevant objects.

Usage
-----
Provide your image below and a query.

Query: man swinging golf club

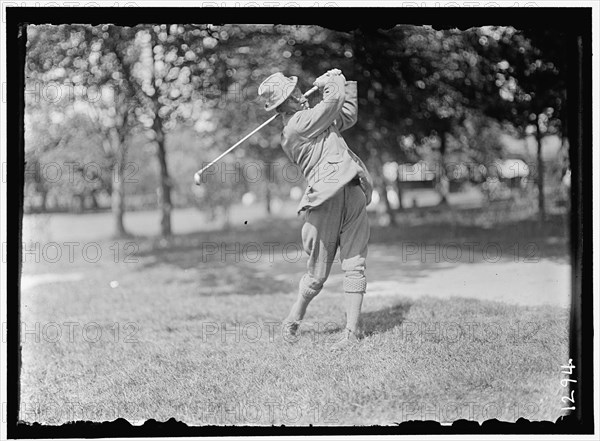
[258,69,373,351]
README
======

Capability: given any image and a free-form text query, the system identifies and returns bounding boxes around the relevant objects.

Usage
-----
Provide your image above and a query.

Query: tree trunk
[265,185,272,215]
[381,183,396,226]
[371,157,396,226]
[90,189,99,210]
[109,127,129,238]
[536,121,546,223]
[395,172,405,211]
[436,131,449,206]
[147,31,173,238]
[73,194,84,214]
[154,117,172,237]
[112,159,128,237]
[39,188,48,212]
[222,205,231,229]
[265,162,272,215]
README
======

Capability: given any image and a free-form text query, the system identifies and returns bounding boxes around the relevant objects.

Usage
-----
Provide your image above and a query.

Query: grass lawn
[19,213,571,426]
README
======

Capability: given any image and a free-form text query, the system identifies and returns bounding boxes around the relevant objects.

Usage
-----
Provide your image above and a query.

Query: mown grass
[19,214,570,426]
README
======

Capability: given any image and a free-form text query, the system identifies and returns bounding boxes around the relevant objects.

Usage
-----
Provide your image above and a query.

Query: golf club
[194,85,319,185]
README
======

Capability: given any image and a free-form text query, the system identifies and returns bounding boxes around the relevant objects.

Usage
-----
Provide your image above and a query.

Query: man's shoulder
[283,111,309,137]
[284,108,334,140]
[283,110,306,127]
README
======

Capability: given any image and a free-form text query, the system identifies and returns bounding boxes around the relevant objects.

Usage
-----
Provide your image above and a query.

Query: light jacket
[281,75,374,214]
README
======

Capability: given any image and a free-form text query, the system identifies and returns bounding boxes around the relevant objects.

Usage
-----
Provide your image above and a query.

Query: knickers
[298,180,370,297]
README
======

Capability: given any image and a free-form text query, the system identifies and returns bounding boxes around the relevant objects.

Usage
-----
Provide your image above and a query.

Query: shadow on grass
[369,212,570,263]
[192,263,293,296]
[360,302,412,337]
[300,302,412,339]
[128,213,569,298]
[135,217,302,271]
[136,213,569,269]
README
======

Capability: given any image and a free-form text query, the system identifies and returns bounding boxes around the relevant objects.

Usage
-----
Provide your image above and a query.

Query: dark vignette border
[5,5,594,438]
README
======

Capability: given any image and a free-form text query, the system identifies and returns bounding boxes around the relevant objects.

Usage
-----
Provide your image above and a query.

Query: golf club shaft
[194,85,319,184]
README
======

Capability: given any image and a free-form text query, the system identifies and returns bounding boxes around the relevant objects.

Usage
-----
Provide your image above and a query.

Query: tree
[25,24,563,230]
[468,26,567,221]
[27,23,248,236]
[26,24,139,236]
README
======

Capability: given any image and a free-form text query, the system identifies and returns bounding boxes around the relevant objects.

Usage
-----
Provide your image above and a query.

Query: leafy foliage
[25,24,569,229]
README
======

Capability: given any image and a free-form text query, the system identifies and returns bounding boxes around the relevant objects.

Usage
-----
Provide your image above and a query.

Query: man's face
[279,86,309,113]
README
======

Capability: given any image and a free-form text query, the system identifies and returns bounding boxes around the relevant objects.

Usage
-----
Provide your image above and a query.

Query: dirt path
[264,244,571,308]
[21,211,571,309]
[21,240,571,309]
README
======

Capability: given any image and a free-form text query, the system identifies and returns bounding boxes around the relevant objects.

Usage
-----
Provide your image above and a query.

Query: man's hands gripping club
[313,68,345,89]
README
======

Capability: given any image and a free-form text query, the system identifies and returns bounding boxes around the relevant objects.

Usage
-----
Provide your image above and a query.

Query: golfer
[258,69,373,351]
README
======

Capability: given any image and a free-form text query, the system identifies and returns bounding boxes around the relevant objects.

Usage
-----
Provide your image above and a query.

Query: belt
[349,176,361,186]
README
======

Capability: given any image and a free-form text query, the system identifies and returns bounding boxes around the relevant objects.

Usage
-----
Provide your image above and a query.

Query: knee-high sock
[345,292,364,334]
[343,274,366,334]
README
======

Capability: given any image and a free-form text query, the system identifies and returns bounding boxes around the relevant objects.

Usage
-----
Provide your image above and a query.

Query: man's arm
[334,80,358,132]
[289,74,346,139]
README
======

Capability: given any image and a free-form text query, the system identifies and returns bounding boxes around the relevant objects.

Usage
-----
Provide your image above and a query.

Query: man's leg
[338,184,370,338]
[283,191,344,332]
[344,292,364,335]
[284,273,323,324]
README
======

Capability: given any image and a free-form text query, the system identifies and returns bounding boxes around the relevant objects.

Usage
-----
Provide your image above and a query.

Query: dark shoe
[281,320,301,343]
[330,328,359,352]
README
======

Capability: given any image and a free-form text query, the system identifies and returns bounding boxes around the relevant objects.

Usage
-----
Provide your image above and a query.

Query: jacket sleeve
[334,81,358,132]
[290,75,346,139]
